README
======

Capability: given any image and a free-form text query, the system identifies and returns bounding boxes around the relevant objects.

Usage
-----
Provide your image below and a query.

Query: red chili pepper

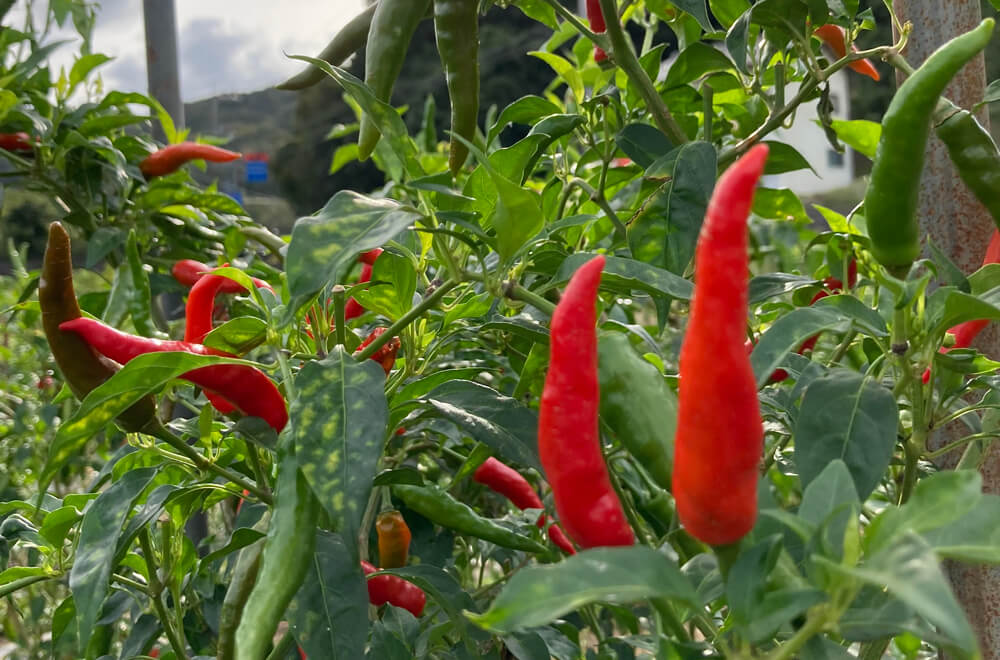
[298,647,307,660]
[814,24,881,81]
[474,457,577,554]
[140,142,242,178]
[59,317,288,431]
[539,255,634,548]
[343,262,374,322]
[185,273,240,414]
[171,259,272,294]
[586,0,608,62]
[674,144,768,547]
[361,560,426,616]
[922,229,1000,384]
[359,248,384,266]
[0,131,34,153]
[354,327,400,375]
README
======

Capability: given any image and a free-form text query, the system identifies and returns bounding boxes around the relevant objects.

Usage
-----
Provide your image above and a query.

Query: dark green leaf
[553,253,694,301]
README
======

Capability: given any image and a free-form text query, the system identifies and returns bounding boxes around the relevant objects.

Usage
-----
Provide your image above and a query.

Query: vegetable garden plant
[4,0,1000,658]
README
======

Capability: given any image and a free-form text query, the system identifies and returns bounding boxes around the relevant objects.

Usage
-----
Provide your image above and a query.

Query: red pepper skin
[354,327,400,375]
[140,142,242,178]
[343,263,374,321]
[59,317,288,432]
[674,145,768,547]
[359,248,384,266]
[185,273,239,414]
[539,255,634,548]
[814,24,881,81]
[473,457,577,555]
[586,0,608,62]
[922,229,1000,384]
[0,131,34,153]
[171,259,272,293]
[361,560,427,616]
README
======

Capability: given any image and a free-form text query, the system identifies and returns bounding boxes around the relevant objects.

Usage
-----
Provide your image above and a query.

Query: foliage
[2,0,1000,659]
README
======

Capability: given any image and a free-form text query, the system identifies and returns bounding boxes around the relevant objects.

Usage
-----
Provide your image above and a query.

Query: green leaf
[794,371,898,500]
[290,348,388,563]
[922,494,1000,563]
[750,307,847,386]
[672,0,714,31]
[288,531,368,660]
[40,352,253,497]
[528,51,584,103]
[628,141,717,276]
[202,316,268,355]
[290,57,422,178]
[553,253,694,301]
[468,547,699,633]
[664,42,736,89]
[753,187,810,224]
[797,459,859,528]
[489,95,563,144]
[711,0,751,27]
[391,368,491,406]
[351,250,417,321]
[749,273,819,303]
[726,535,783,629]
[69,468,157,651]
[762,140,815,175]
[616,124,674,168]
[828,119,881,159]
[822,534,979,657]
[417,380,541,473]
[285,191,421,314]
[380,565,487,647]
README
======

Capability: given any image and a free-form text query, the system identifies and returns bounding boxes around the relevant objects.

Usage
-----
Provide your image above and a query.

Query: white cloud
[44,0,367,101]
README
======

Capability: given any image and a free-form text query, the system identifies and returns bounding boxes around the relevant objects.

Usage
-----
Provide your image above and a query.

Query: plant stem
[538,0,601,43]
[858,638,892,660]
[153,426,272,505]
[502,280,557,315]
[332,284,348,347]
[355,279,461,361]
[239,226,286,260]
[139,529,190,660]
[568,177,627,241]
[651,597,691,643]
[702,83,714,142]
[763,608,827,660]
[264,631,295,660]
[598,0,688,145]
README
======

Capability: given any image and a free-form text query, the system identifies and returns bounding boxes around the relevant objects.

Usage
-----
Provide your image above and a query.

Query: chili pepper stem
[139,529,191,660]
[246,447,271,499]
[355,279,460,361]
[263,632,294,660]
[712,541,741,582]
[237,226,286,261]
[898,437,922,505]
[358,486,381,565]
[501,280,557,315]
[597,0,688,146]
[332,285,348,347]
[152,426,272,505]
[566,177,626,241]
[651,597,691,643]
[432,232,463,283]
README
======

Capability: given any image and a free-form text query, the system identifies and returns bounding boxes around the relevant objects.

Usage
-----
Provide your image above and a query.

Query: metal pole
[142,0,185,140]
[894,1,998,656]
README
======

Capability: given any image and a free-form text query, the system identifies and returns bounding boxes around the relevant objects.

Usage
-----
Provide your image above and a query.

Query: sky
[51,0,368,102]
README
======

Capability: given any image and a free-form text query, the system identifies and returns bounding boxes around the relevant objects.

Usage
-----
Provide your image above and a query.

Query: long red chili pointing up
[673,144,768,547]
[539,255,634,548]
[59,317,288,432]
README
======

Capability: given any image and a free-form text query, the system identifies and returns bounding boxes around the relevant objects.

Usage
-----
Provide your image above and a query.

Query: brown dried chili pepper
[376,510,412,569]
[674,144,768,547]
[59,317,288,431]
[39,222,160,433]
[473,457,576,554]
[538,255,635,549]
[140,142,242,178]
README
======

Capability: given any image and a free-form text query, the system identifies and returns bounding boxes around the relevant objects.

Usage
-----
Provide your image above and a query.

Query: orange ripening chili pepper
[539,255,634,548]
[673,144,768,547]
[376,510,412,569]
[922,228,1000,384]
[140,142,242,178]
[814,24,881,81]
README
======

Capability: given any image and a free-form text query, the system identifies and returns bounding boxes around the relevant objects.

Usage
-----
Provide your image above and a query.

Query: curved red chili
[359,248,384,266]
[539,255,634,548]
[361,560,426,616]
[185,273,240,415]
[674,144,768,547]
[473,457,577,554]
[59,317,288,431]
[171,259,272,294]
[140,142,242,178]
[354,327,400,375]
[0,131,34,153]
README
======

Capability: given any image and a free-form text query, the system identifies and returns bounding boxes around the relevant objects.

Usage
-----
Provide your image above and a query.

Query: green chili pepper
[934,97,1000,227]
[276,4,377,91]
[358,0,432,159]
[597,332,676,491]
[863,18,994,275]
[216,512,269,660]
[393,483,547,553]
[433,0,480,175]
[234,453,319,660]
